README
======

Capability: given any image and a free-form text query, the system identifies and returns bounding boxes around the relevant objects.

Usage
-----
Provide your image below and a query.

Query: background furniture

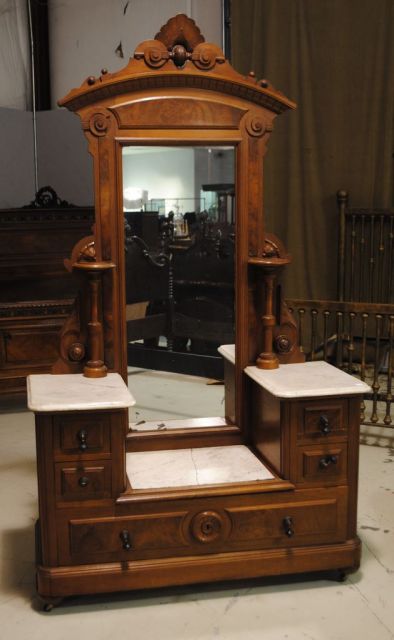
[125,215,235,378]
[337,190,394,304]
[286,191,394,429]
[0,187,94,394]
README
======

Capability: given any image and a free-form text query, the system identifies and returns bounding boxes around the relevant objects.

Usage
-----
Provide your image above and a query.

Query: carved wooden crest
[58,14,295,115]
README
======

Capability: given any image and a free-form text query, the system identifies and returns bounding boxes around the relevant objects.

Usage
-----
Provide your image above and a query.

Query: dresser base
[37,537,361,600]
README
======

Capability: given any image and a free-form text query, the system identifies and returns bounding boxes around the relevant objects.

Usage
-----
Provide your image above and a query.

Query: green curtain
[231,0,394,299]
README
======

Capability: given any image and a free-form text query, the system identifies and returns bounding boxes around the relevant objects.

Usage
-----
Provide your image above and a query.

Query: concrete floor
[0,371,393,640]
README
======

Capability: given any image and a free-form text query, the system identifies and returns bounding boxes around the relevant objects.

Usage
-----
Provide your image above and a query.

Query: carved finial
[337,189,349,205]
[155,14,205,51]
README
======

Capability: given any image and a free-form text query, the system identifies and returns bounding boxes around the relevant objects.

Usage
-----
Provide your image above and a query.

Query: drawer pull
[283,517,294,537]
[319,414,331,435]
[319,455,338,469]
[120,529,132,551]
[78,476,90,488]
[77,429,88,451]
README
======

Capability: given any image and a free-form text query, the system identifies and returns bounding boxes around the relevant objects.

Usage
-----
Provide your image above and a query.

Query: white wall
[0,108,35,208]
[123,148,195,214]
[36,110,93,206]
[0,1,222,208]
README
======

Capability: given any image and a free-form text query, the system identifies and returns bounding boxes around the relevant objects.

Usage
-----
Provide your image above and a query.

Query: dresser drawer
[294,398,348,442]
[226,490,347,548]
[59,488,348,565]
[53,413,111,459]
[65,511,189,564]
[295,444,348,485]
[55,461,112,502]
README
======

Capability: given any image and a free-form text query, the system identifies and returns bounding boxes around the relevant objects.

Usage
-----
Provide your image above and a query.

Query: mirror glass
[122,145,235,429]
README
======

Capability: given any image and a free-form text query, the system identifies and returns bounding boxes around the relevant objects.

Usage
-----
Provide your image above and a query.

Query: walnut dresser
[27,14,370,608]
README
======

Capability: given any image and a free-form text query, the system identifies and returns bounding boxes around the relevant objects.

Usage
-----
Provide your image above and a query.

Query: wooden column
[249,253,291,370]
[73,261,115,377]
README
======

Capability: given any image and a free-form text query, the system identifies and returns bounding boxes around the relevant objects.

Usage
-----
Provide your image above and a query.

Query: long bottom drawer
[56,487,349,565]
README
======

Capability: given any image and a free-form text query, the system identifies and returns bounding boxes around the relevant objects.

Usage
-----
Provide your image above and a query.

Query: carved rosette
[192,43,225,71]
[189,510,231,544]
[68,342,86,362]
[274,334,292,354]
[134,39,169,69]
[244,112,273,138]
[55,300,87,372]
[87,109,112,137]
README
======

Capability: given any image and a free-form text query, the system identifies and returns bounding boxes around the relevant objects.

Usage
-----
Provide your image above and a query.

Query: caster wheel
[41,597,63,612]
[336,569,347,582]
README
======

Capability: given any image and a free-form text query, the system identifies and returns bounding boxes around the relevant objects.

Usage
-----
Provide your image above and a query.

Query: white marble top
[218,344,235,365]
[126,445,274,490]
[27,373,136,412]
[244,361,371,398]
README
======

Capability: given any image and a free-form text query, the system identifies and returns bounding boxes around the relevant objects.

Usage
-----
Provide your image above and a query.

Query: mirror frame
[58,14,295,435]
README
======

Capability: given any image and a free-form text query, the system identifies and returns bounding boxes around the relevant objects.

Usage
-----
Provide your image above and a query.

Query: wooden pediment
[58,14,295,115]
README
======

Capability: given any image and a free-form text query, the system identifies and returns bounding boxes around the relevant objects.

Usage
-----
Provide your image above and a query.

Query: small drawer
[295,445,348,485]
[294,398,348,442]
[53,413,111,458]
[55,461,112,502]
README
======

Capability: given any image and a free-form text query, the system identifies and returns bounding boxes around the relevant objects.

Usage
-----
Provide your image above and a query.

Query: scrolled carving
[136,40,169,69]
[262,238,281,258]
[244,112,271,138]
[192,43,224,71]
[78,241,96,263]
[23,186,75,209]
[89,110,111,137]
[190,510,231,544]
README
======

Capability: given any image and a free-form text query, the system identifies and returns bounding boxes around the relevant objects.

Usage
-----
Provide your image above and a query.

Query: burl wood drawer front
[228,494,347,547]
[67,512,189,564]
[53,413,111,459]
[60,489,348,565]
[55,461,112,502]
[295,445,348,485]
[294,399,348,442]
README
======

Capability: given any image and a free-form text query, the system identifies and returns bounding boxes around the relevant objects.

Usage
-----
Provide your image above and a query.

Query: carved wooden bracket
[244,112,273,138]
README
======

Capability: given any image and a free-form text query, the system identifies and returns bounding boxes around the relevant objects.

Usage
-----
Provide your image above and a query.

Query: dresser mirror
[122,144,235,425]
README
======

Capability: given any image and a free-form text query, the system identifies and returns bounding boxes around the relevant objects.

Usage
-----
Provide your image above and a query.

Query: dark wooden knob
[283,516,294,537]
[120,530,132,551]
[78,476,89,488]
[319,414,331,435]
[319,455,338,469]
[77,429,88,451]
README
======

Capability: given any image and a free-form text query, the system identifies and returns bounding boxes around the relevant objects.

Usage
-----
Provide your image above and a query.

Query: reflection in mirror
[122,146,235,429]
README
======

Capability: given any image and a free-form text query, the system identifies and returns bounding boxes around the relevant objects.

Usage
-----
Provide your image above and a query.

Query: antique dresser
[27,15,369,609]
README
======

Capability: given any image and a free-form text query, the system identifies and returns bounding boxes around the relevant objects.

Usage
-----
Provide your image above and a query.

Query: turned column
[72,261,115,377]
[256,268,279,369]
[249,246,291,370]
